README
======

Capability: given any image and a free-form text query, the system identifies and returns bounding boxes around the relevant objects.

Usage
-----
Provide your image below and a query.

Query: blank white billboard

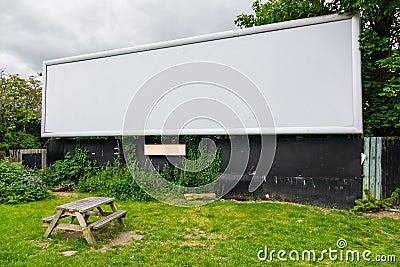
[42,14,362,137]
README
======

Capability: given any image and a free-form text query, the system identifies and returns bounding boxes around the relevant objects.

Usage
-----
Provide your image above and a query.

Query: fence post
[375,138,382,200]
[363,137,382,200]
[363,137,370,199]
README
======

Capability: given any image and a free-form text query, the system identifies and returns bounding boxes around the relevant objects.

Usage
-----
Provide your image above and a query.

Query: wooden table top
[56,197,115,212]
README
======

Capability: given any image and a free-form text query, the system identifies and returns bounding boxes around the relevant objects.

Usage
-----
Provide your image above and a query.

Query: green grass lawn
[0,194,399,266]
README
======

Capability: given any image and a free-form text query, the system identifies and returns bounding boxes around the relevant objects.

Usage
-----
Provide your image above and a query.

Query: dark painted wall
[215,135,362,208]
[47,138,123,166]
[142,135,362,208]
[47,135,362,208]
[21,153,43,169]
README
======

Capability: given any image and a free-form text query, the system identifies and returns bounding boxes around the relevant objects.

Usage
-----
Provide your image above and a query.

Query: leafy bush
[2,132,42,150]
[40,146,97,187]
[351,188,400,214]
[59,137,221,201]
[78,161,153,202]
[160,137,222,187]
[0,158,49,204]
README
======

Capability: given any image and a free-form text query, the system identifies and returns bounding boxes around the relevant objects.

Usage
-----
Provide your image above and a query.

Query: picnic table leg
[75,212,96,247]
[97,206,105,216]
[109,202,126,228]
[43,210,64,239]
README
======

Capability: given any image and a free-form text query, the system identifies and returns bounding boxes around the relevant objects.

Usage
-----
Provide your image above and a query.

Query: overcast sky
[0,0,254,77]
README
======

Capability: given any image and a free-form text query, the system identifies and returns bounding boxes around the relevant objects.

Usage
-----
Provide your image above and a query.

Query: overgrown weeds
[0,157,49,204]
[351,188,400,214]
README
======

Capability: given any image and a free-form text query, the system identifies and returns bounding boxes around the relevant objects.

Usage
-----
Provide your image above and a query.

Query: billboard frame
[42,13,362,137]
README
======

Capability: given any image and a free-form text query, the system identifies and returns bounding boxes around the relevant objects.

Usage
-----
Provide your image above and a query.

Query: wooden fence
[9,149,47,169]
[363,137,400,199]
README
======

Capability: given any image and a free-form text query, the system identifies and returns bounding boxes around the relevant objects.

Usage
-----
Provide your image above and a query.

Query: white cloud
[0,0,253,76]
[0,51,37,76]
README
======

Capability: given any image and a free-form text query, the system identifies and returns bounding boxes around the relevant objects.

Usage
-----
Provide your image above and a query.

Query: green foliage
[0,158,49,204]
[77,161,153,202]
[160,137,222,187]
[38,142,152,201]
[40,146,98,187]
[80,136,222,201]
[235,0,400,136]
[0,71,42,150]
[235,0,330,27]
[3,132,41,149]
[351,188,400,214]
[246,195,256,201]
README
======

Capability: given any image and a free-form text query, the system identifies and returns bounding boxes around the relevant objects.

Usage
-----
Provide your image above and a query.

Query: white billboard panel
[42,14,362,137]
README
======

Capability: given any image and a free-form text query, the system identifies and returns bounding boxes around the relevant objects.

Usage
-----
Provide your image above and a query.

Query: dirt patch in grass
[363,210,400,219]
[52,192,80,198]
[53,223,142,249]
[62,231,83,240]
[57,225,119,241]
[36,241,49,248]
[99,231,144,252]
[108,231,143,246]
[61,250,77,256]
[229,199,335,214]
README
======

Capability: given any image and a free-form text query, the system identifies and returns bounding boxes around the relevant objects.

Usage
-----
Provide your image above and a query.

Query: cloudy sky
[0,0,254,77]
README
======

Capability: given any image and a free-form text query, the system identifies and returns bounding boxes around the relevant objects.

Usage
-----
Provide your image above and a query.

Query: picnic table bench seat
[41,214,68,224]
[89,209,127,229]
[41,197,127,246]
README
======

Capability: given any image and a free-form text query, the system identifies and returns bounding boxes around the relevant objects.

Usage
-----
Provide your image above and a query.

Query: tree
[235,0,331,27]
[0,70,42,151]
[235,0,400,136]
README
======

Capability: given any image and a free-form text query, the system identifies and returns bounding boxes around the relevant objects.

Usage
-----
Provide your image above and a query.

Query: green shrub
[2,132,42,150]
[160,137,222,187]
[40,146,97,187]
[79,136,222,201]
[351,188,400,214]
[0,158,49,204]
[78,161,153,202]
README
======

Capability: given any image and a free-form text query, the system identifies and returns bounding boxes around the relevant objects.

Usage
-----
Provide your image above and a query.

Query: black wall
[143,135,362,208]
[22,153,43,169]
[215,135,362,208]
[47,138,122,166]
[47,135,362,208]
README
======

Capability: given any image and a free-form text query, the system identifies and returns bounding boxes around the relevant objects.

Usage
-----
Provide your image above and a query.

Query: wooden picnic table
[42,197,127,246]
